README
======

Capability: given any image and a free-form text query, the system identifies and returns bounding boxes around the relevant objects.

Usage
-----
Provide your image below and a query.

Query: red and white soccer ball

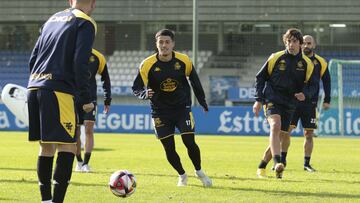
[109,170,137,198]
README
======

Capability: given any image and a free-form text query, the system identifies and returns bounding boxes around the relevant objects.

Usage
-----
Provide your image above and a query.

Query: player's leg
[81,103,96,172]
[37,90,77,203]
[75,126,83,172]
[267,114,284,178]
[74,101,84,171]
[54,144,76,202]
[301,106,317,172]
[280,107,299,167]
[177,109,212,187]
[280,127,293,167]
[28,89,55,202]
[303,129,315,171]
[38,143,56,202]
[153,116,186,186]
[160,136,187,186]
[257,145,272,178]
[82,121,95,172]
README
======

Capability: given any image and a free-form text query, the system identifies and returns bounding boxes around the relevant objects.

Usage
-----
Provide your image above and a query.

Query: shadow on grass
[0,178,105,187]
[320,169,360,175]
[134,172,303,183]
[0,197,20,201]
[92,148,114,152]
[189,184,360,199]
[0,167,36,172]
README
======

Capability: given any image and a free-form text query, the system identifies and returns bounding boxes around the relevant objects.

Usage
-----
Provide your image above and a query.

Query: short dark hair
[283,28,303,44]
[155,29,175,41]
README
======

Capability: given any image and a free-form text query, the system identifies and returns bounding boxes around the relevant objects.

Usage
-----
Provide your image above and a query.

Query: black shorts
[76,101,97,125]
[263,102,295,132]
[28,89,77,144]
[152,108,195,140]
[290,105,317,130]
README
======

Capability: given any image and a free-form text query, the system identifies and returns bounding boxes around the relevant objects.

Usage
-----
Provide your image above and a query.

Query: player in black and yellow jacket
[75,48,112,173]
[253,28,317,179]
[132,29,212,187]
[281,35,331,172]
[27,1,96,202]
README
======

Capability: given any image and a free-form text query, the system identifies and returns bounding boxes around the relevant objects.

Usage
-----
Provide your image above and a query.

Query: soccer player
[253,28,317,179]
[132,29,212,187]
[75,48,112,173]
[281,35,331,172]
[27,0,96,202]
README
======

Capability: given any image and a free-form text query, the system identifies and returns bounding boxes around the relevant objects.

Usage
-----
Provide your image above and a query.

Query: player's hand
[147,88,154,99]
[253,101,262,117]
[203,105,209,113]
[323,102,330,110]
[294,92,305,101]
[83,102,94,113]
[103,105,110,114]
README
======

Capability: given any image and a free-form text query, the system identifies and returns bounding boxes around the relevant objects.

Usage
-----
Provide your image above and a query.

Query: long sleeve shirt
[28,8,96,105]
[132,51,208,115]
[255,50,317,109]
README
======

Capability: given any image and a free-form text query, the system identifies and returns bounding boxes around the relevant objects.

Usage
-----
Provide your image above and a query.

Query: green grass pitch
[1,131,360,202]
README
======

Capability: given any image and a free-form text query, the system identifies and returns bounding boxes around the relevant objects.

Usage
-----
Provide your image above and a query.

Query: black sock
[304,156,311,166]
[52,152,74,203]
[281,152,287,164]
[273,155,281,164]
[37,156,54,201]
[76,154,83,162]
[258,160,268,169]
[83,152,91,165]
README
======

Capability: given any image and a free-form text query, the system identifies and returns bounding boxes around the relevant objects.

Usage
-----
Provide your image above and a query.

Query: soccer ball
[109,170,136,198]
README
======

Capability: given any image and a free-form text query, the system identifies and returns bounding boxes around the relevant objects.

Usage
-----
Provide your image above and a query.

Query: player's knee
[85,127,94,136]
[304,130,314,139]
[39,143,56,156]
[161,140,176,152]
[182,134,197,148]
[270,122,281,132]
[58,144,77,154]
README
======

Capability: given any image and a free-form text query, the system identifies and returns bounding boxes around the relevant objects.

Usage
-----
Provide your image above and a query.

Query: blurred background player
[27,0,96,202]
[280,35,331,172]
[253,28,317,179]
[75,48,112,173]
[132,29,212,187]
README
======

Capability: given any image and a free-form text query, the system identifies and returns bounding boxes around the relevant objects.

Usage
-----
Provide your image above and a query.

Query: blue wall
[1,104,360,136]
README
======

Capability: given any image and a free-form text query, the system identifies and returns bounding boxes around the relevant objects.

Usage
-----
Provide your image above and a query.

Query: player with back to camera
[27,0,96,202]
[75,48,112,173]
[253,28,318,179]
[132,29,212,187]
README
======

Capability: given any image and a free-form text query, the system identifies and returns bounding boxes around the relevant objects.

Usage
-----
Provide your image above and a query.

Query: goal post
[317,59,360,136]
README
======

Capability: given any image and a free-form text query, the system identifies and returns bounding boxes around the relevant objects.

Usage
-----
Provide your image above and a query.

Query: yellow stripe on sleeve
[71,9,97,34]
[267,50,285,76]
[92,49,106,74]
[315,54,328,78]
[174,51,193,76]
[303,55,314,83]
[139,54,157,86]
